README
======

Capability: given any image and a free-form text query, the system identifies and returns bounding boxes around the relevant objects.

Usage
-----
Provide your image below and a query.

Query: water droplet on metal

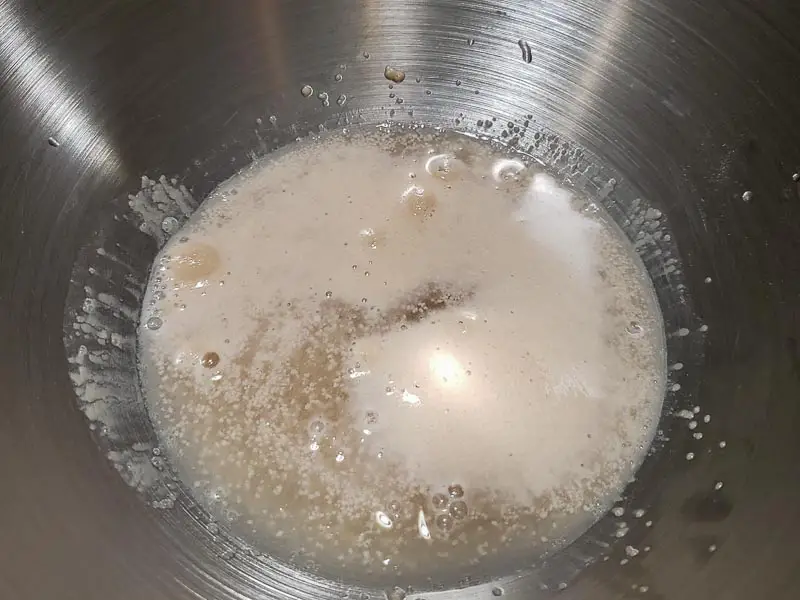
[47,136,60,147]
[384,66,406,83]
[334,73,343,82]
[467,38,476,46]
[146,316,163,330]
[518,39,533,63]
[742,190,753,202]
[300,85,314,97]
[337,94,347,106]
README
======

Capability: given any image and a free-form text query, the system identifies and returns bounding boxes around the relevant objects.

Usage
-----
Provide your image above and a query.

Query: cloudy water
[138,126,666,585]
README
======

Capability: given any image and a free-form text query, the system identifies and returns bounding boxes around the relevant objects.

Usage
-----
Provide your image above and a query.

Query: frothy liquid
[138,127,665,585]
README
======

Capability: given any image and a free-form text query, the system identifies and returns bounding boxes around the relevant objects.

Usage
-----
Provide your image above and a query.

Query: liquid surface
[138,127,666,585]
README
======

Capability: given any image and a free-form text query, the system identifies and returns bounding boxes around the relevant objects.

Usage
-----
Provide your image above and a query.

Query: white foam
[138,127,666,583]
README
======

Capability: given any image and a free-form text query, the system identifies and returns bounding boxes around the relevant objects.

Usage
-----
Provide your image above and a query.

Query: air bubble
[335,451,345,462]
[201,352,220,368]
[626,321,644,336]
[435,513,454,532]
[375,511,394,529]
[448,483,464,499]
[425,153,463,180]
[388,587,406,600]
[431,493,448,510]
[491,158,526,182]
[161,216,179,234]
[449,500,468,520]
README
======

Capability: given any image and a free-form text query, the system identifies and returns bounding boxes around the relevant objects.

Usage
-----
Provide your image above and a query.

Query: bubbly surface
[138,127,666,585]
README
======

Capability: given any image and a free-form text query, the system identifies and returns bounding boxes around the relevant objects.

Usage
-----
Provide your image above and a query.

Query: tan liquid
[138,127,665,585]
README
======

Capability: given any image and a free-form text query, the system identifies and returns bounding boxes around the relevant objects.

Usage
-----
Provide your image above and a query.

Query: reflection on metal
[0,0,120,171]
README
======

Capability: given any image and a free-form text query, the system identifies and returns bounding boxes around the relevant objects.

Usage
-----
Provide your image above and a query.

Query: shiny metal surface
[2,0,800,598]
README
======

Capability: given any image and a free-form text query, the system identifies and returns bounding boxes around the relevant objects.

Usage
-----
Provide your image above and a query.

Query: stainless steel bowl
[2,1,800,599]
